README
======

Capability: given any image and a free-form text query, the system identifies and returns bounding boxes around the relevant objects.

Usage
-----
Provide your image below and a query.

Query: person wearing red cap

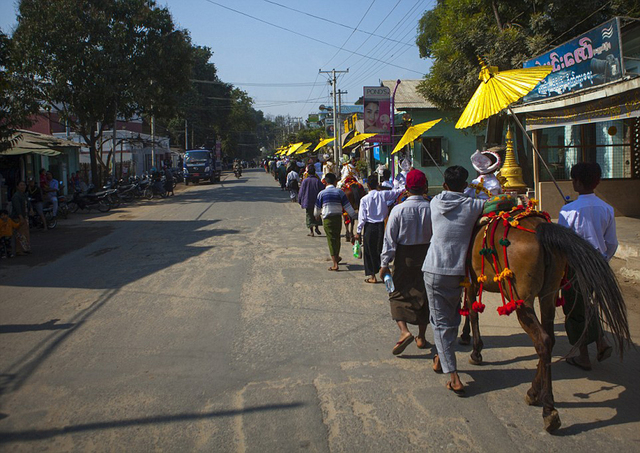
[380,169,433,355]
[354,175,404,283]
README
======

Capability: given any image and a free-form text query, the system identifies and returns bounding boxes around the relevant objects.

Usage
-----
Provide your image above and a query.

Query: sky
[0,0,435,120]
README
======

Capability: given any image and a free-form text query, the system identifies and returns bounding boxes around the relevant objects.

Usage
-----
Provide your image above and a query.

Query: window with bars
[536,118,638,180]
[421,137,443,167]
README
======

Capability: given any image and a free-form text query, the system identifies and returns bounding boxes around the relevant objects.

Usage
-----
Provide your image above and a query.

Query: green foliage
[416,0,640,113]
[0,30,39,151]
[12,0,193,183]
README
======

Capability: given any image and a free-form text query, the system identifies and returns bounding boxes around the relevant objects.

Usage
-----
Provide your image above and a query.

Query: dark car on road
[183,149,222,185]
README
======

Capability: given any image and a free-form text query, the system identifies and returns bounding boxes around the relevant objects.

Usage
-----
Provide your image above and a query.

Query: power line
[261,0,413,47]
[321,0,376,68]
[202,0,423,74]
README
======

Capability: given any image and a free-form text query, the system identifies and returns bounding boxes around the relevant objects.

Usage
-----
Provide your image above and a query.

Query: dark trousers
[363,222,385,276]
[0,236,11,257]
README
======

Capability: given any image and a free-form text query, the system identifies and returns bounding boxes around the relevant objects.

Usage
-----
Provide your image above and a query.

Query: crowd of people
[0,168,64,258]
[264,152,618,396]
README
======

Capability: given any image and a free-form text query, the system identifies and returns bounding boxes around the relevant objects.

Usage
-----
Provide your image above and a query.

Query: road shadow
[0,402,304,443]
[0,319,74,334]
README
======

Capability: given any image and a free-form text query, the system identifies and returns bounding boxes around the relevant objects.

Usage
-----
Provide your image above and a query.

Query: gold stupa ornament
[499,127,527,193]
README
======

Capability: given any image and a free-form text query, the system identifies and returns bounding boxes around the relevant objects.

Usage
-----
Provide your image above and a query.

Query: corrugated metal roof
[381,79,436,109]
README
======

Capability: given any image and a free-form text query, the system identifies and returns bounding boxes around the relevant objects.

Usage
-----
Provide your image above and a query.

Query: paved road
[1,169,639,452]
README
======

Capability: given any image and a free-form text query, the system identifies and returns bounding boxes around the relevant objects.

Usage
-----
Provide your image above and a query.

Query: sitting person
[464,149,502,199]
[0,209,21,258]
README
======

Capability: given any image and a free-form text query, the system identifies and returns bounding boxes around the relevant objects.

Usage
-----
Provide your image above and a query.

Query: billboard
[523,18,623,102]
[363,86,391,143]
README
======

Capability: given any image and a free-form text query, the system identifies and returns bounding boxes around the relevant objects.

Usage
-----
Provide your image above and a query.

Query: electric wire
[321,0,376,68]
[201,0,422,74]
[261,0,413,47]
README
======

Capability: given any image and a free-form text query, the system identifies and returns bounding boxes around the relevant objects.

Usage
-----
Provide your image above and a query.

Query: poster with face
[363,86,391,143]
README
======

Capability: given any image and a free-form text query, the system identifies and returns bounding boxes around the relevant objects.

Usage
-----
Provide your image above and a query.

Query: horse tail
[536,222,631,357]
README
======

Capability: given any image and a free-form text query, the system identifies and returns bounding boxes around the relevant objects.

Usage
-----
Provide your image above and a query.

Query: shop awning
[1,129,81,156]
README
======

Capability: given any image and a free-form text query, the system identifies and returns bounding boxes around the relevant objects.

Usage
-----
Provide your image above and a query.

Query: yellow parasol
[313,137,335,152]
[295,143,312,154]
[286,142,303,156]
[455,61,553,129]
[344,133,376,149]
[455,59,567,202]
[392,119,441,154]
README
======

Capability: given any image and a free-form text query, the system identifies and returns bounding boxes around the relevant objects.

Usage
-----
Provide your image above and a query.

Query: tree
[0,30,39,151]
[162,45,232,150]
[12,0,193,185]
[416,0,640,114]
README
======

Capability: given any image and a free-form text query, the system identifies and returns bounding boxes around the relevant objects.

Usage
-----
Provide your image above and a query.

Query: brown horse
[462,215,630,432]
[342,182,365,242]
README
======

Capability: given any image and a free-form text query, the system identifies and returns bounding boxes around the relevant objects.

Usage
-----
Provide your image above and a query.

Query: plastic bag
[353,241,362,259]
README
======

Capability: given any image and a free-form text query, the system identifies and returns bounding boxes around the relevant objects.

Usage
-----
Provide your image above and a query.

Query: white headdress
[400,158,412,172]
[470,149,501,175]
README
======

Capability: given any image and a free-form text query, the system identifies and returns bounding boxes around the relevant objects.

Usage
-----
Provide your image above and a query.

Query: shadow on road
[0,319,74,334]
[0,402,304,443]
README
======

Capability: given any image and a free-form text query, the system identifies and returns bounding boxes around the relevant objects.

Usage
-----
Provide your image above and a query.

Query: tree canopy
[12,0,193,183]
[416,0,640,114]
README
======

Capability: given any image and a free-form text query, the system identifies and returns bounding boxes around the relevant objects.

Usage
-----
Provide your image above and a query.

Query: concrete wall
[538,179,640,218]
[405,109,480,187]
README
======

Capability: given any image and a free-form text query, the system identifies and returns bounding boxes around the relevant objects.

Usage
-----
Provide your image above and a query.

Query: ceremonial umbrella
[295,143,312,154]
[313,137,335,152]
[392,119,441,154]
[286,142,303,156]
[454,60,566,201]
[344,133,376,149]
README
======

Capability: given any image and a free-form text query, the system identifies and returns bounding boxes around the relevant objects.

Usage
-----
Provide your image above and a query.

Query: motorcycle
[234,167,242,178]
[28,199,57,229]
[67,188,111,213]
[143,177,167,199]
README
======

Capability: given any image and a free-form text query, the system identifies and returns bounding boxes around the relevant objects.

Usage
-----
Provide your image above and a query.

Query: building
[511,17,640,217]
[380,80,484,189]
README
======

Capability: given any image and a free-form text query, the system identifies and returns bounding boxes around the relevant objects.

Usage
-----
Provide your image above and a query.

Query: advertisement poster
[523,18,623,102]
[363,86,391,143]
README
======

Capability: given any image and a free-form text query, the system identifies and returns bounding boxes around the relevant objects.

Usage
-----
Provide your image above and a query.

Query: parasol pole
[506,106,568,204]
[420,142,444,177]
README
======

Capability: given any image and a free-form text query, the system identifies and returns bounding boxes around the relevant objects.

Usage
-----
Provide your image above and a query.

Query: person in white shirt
[380,169,432,355]
[354,175,404,283]
[286,167,300,202]
[558,162,616,371]
[393,158,412,189]
[45,171,59,218]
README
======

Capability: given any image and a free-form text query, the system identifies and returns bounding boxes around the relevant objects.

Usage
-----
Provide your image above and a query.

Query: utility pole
[336,90,347,160]
[151,115,156,170]
[319,68,348,162]
[185,120,188,150]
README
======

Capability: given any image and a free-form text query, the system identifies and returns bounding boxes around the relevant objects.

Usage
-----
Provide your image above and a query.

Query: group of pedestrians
[280,154,617,397]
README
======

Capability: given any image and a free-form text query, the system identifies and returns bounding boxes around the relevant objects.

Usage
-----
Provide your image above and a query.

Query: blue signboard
[373,145,380,161]
[523,18,623,102]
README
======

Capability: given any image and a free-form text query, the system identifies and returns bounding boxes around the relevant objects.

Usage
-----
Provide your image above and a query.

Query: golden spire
[500,126,527,193]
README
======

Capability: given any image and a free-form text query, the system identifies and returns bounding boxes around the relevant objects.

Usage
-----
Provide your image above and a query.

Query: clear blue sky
[0,0,434,119]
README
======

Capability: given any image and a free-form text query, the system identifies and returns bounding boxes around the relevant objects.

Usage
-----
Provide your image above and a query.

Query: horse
[341,179,365,242]
[460,209,630,432]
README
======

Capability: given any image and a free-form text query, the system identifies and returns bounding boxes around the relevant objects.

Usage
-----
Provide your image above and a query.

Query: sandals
[328,267,339,272]
[432,355,443,374]
[415,336,430,349]
[446,381,466,396]
[392,335,414,355]
[566,356,592,371]
[364,277,378,284]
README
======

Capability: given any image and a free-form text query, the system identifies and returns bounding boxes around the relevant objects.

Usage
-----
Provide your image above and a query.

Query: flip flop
[392,335,414,355]
[447,381,466,396]
[328,267,339,272]
[415,337,431,349]
[597,345,612,363]
[432,355,443,374]
[566,356,592,371]
[364,278,378,284]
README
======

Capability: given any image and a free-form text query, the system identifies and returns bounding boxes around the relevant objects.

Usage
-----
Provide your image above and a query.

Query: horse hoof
[544,410,561,433]
[525,393,540,406]
[468,353,483,365]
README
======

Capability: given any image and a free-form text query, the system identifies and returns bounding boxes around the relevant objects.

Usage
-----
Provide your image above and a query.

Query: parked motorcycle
[29,204,57,229]
[67,188,111,213]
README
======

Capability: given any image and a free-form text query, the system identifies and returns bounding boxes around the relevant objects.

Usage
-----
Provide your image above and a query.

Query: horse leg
[344,217,351,242]
[515,302,561,433]
[459,316,471,345]
[468,308,484,365]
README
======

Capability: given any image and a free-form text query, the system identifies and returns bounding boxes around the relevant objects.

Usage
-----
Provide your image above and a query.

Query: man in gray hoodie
[422,166,485,395]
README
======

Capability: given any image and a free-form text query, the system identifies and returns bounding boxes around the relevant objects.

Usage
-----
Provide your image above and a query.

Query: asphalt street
[1,169,639,452]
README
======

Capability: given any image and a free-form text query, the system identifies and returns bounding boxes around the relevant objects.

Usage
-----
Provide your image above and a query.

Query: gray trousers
[424,272,463,374]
